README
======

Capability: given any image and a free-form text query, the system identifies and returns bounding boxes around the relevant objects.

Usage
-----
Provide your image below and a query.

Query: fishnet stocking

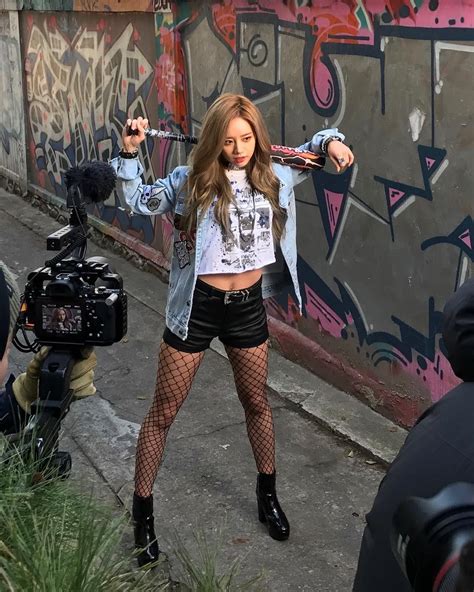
[134,341,204,497]
[225,341,275,474]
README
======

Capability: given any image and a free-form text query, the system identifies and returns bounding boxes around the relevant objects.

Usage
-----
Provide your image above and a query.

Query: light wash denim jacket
[110,128,344,339]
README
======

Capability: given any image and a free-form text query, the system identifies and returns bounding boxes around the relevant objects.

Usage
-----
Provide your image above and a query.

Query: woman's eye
[224,140,233,146]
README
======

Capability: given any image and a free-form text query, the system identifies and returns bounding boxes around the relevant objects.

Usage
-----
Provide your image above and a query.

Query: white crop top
[198,168,276,275]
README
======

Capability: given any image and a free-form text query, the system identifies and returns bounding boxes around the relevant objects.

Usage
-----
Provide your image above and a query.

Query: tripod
[4,161,121,481]
[3,349,81,482]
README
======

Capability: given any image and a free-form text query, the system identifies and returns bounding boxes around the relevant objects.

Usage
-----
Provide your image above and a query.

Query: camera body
[24,257,127,347]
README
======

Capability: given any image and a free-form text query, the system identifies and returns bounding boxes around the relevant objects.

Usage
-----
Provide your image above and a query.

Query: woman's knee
[144,404,180,431]
[238,390,269,416]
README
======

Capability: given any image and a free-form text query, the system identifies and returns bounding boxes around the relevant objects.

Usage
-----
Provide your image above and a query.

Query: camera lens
[392,482,474,592]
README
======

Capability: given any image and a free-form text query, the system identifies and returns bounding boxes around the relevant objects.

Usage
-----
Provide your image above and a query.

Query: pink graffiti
[364,0,474,27]
[304,284,346,337]
[156,23,189,134]
[460,229,471,249]
[208,0,473,113]
[265,295,300,327]
[155,52,177,116]
[157,134,171,178]
[324,189,345,237]
[301,281,458,402]
[403,352,460,403]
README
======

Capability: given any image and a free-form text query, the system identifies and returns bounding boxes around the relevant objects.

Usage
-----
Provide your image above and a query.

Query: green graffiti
[355,5,370,30]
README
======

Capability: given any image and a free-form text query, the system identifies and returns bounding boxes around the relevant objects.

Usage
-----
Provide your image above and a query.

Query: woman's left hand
[327,141,355,173]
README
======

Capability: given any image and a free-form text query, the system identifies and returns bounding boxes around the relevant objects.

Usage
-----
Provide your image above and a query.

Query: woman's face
[58,309,66,321]
[221,117,256,168]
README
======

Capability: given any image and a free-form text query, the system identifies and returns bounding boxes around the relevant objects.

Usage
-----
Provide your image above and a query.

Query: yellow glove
[68,347,97,400]
[12,347,97,413]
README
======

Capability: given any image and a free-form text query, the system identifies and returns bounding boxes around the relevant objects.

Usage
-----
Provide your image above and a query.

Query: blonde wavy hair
[182,93,287,241]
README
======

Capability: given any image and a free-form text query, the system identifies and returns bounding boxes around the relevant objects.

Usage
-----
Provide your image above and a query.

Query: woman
[111,94,354,566]
[48,307,75,332]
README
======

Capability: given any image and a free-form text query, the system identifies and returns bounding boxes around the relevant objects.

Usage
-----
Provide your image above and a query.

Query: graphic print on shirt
[256,208,271,251]
[198,168,276,274]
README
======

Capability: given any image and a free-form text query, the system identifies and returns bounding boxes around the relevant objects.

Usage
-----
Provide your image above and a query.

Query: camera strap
[0,267,10,359]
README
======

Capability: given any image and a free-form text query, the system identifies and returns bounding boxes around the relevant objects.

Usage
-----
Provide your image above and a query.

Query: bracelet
[321,136,342,155]
[119,148,139,159]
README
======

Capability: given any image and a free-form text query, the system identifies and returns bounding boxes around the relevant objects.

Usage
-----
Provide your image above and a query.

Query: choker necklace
[226,162,247,171]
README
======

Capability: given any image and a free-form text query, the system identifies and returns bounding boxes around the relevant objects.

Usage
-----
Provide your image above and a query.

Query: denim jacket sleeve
[285,127,346,188]
[307,127,346,156]
[109,156,188,216]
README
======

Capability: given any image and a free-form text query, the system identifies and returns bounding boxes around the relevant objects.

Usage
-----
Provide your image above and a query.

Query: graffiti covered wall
[18,0,474,425]
[0,10,27,187]
[149,0,473,425]
[20,10,178,263]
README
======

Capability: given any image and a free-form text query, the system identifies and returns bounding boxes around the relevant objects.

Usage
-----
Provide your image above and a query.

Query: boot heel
[256,472,290,541]
[132,493,160,567]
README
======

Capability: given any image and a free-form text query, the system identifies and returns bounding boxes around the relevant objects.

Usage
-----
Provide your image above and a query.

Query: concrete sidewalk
[0,188,407,591]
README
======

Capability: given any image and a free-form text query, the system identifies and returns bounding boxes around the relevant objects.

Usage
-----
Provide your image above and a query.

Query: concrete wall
[2,0,473,426]
[0,9,27,188]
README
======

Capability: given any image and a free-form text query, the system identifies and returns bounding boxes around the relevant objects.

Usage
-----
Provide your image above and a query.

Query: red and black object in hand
[126,125,325,171]
[269,144,325,171]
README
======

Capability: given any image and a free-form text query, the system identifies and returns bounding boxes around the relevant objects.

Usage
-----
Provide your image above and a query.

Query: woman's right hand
[121,116,149,152]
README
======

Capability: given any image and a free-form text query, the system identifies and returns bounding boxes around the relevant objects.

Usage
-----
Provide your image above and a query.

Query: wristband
[321,136,343,155]
[119,148,139,159]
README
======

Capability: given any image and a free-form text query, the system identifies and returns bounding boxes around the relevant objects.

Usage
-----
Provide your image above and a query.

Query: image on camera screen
[42,305,82,334]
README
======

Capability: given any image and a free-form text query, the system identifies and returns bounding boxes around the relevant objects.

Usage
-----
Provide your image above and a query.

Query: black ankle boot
[256,471,290,541]
[132,493,160,566]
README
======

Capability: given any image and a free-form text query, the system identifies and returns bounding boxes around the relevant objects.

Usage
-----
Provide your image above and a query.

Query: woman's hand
[327,140,355,173]
[121,116,149,152]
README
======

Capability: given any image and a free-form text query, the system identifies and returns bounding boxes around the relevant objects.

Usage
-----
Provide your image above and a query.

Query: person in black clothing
[353,278,474,591]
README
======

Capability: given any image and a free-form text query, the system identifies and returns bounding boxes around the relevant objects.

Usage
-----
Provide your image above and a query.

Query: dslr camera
[9,161,126,479]
[23,259,126,347]
[19,161,127,348]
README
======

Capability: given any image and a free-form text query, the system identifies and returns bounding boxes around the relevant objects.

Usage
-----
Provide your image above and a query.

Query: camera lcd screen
[41,305,82,335]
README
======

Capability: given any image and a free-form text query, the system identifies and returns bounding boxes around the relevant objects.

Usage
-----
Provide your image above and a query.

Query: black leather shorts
[163,278,269,353]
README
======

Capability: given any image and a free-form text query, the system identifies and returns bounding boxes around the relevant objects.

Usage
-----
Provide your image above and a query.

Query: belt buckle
[224,289,250,305]
[224,290,238,305]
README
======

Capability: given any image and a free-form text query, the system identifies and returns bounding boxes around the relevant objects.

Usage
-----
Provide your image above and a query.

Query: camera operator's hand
[70,347,97,399]
[12,347,97,412]
[121,116,149,153]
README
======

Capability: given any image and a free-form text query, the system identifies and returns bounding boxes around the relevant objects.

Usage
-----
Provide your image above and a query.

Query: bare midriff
[198,269,262,291]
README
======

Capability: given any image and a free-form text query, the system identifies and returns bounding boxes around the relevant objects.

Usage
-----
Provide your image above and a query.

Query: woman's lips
[233,157,246,165]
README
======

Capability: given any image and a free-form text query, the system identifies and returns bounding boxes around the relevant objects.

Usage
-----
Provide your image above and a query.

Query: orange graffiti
[156,26,189,132]
[212,0,237,53]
